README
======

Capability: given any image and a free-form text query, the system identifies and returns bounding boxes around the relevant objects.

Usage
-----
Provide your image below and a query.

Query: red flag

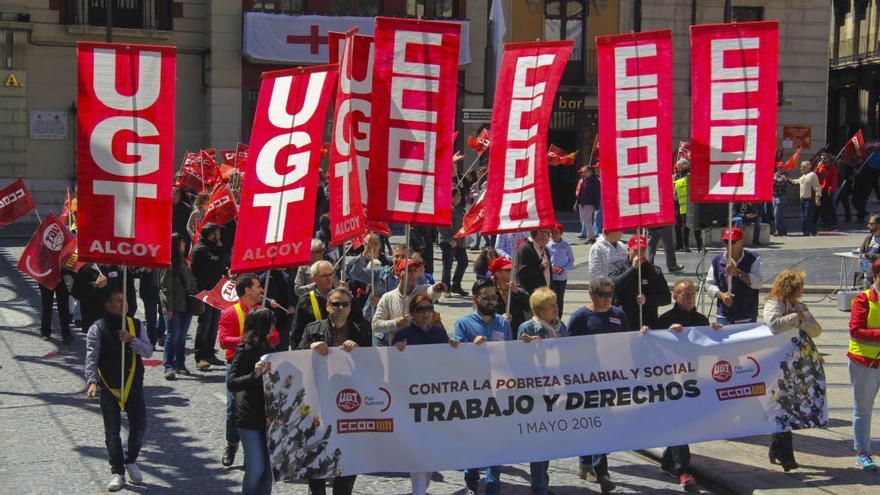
[195,277,239,311]
[481,40,573,234]
[844,130,866,161]
[329,31,368,247]
[454,191,486,238]
[17,213,73,289]
[547,145,577,166]
[178,164,208,192]
[589,135,600,164]
[59,238,89,273]
[676,141,691,163]
[76,42,175,268]
[231,65,337,273]
[783,147,802,171]
[467,128,492,155]
[234,144,249,168]
[59,188,72,225]
[330,31,374,211]
[597,30,675,231]
[367,17,460,226]
[0,178,36,229]
[690,21,778,203]
[201,184,238,227]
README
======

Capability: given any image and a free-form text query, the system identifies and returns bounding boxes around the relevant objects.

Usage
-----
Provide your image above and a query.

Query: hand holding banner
[76,42,175,268]
[481,40,573,234]
[231,64,338,273]
[597,30,675,232]
[689,21,779,202]
[367,17,460,226]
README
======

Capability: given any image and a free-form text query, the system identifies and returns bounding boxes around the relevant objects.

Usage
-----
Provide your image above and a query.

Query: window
[407,0,457,19]
[544,0,586,62]
[331,0,382,16]
[731,6,764,22]
[69,1,173,31]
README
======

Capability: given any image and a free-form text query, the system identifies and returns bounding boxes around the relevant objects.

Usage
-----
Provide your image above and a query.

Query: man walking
[84,288,153,491]
[190,223,227,370]
[789,161,820,236]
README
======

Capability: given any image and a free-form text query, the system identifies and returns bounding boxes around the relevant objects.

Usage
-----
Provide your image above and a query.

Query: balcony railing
[832,34,880,66]
[61,0,173,31]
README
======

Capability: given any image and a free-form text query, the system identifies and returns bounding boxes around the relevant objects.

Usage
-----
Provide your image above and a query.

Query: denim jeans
[593,208,603,237]
[163,312,192,372]
[100,386,146,475]
[579,454,608,476]
[849,360,880,453]
[237,428,273,495]
[372,333,388,347]
[773,197,787,235]
[226,363,241,445]
[195,305,220,361]
[800,199,817,236]
[529,460,550,494]
[464,466,501,494]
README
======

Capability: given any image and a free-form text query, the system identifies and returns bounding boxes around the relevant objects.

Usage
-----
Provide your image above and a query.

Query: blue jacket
[517,318,569,339]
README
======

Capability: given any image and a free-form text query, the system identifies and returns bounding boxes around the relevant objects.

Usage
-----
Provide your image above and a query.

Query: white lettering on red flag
[328,30,368,246]
[690,21,778,202]
[17,212,74,289]
[481,40,573,234]
[367,17,460,226]
[0,178,35,229]
[196,277,239,311]
[231,65,337,273]
[596,30,675,231]
[76,42,175,267]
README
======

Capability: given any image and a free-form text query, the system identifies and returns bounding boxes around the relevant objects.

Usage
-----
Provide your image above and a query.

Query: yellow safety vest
[97,317,137,409]
[850,289,880,359]
[674,177,688,214]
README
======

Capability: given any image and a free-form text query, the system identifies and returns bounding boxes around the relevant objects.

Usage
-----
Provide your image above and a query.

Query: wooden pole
[637,227,643,330]
[121,265,128,403]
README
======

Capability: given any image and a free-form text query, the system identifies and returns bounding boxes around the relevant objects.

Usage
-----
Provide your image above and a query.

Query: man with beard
[453,277,512,495]
[190,223,227,370]
[84,287,153,491]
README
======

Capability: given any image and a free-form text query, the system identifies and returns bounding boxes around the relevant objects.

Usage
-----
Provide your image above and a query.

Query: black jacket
[607,258,671,330]
[228,341,272,430]
[291,290,328,348]
[515,240,550,295]
[72,264,137,329]
[298,317,373,350]
[656,304,710,329]
[495,286,531,336]
[190,239,226,290]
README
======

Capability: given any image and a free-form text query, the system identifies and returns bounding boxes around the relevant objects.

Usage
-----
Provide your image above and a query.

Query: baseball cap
[720,227,744,242]
[488,257,513,274]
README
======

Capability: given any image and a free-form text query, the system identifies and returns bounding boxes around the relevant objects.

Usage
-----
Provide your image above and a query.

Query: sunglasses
[592,291,613,298]
[329,301,351,308]
[413,305,434,313]
[478,294,499,302]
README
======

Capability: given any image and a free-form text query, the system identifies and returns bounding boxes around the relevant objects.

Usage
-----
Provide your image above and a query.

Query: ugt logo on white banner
[76,42,175,268]
[231,65,337,273]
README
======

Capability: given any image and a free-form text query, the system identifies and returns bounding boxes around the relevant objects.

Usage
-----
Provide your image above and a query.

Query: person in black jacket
[259,269,295,351]
[409,225,438,276]
[438,188,469,295]
[647,278,722,491]
[228,308,275,495]
[489,257,531,334]
[514,229,553,296]
[72,264,136,333]
[607,235,671,330]
[298,287,368,495]
[291,260,335,350]
[190,223,227,370]
[172,186,193,250]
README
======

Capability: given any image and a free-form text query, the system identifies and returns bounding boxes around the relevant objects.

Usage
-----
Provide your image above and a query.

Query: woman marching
[763,269,822,471]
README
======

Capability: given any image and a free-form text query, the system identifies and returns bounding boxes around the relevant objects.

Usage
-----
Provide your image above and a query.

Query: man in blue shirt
[453,278,511,495]
[567,275,629,495]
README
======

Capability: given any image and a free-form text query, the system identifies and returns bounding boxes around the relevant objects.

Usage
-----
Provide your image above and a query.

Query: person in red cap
[607,235,671,330]
[706,227,762,324]
[372,258,446,345]
[489,257,531,333]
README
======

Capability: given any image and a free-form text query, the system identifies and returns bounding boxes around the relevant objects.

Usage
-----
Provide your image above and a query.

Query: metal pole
[403,225,411,298]
[121,265,127,404]
[33,209,41,224]
[727,203,734,292]
[262,270,271,307]
[637,227,643,330]
[454,154,484,190]
[105,0,113,42]
[507,251,516,314]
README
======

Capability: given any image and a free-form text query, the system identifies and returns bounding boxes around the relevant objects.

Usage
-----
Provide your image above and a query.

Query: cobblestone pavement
[0,244,716,495]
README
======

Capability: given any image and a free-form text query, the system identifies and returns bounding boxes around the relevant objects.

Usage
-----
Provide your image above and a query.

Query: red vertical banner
[481,40,573,234]
[368,17,460,226]
[596,30,675,231]
[690,21,778,202]
[76,42,175,268]
[328,31,367,246]
[231,65,337,273]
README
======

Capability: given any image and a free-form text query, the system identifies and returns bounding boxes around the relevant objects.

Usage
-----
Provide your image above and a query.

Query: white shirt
[588,235,628,279]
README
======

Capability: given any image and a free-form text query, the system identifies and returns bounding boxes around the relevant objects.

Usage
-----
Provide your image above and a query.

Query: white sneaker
[125,462,143,483]
[106,474,125,492]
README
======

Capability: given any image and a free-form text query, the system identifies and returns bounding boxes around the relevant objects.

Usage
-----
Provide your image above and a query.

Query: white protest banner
[263,324,827,479]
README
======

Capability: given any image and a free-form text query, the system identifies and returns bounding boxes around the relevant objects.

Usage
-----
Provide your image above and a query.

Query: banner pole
[33,208,41,224]
[637,227,643,330]
[262,270,271,308]
[403,224,411,299]
[507,244,517,316]
[454,154,484,190]
[121,265,128,404]
[727,203,733,293]
[587,134,597,166]
[199,155,205,191]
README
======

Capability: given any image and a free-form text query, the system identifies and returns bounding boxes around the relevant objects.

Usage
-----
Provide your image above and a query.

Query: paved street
[1,223,879,494]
